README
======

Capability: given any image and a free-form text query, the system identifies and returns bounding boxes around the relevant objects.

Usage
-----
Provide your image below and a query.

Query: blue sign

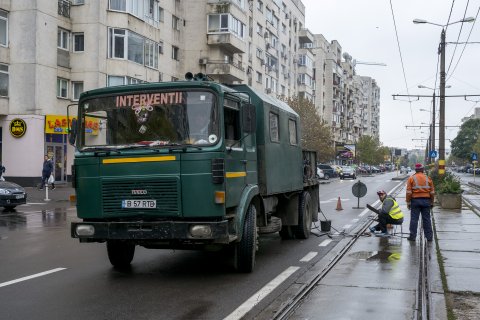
[472,152,478,161]
[429,150,438,158]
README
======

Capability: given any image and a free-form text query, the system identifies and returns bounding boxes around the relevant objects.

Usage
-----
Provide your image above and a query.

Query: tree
[356,135,380,164]
[283,96,335,162]
[451,118,480,161]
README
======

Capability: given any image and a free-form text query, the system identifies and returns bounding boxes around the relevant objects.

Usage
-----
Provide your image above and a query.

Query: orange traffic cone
[336,197,343,211]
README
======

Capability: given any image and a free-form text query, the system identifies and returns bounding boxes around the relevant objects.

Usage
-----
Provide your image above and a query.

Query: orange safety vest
[406,172,435,203]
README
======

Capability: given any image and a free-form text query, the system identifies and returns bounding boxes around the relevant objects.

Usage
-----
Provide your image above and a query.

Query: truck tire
[295,191,313,239]
[107,240,135,268]
[234,203,257,273]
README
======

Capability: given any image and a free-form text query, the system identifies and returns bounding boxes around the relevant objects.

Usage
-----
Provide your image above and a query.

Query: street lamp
[418,85,452,163]
[414,17,475,174]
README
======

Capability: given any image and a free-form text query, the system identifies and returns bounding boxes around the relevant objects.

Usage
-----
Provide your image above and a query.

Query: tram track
[264,180,435,320]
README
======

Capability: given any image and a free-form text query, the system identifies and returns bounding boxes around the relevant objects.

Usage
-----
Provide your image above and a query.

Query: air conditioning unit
[285,13,289,19]
[266,43,270,49]
[198,58,208,65]
[260,59,265,66]
[264,31,269,38]
[266,88,272,94]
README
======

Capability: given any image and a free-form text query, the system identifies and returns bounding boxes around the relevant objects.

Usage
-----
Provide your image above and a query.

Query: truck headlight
[76,225,95,236]
[190,225,212,238]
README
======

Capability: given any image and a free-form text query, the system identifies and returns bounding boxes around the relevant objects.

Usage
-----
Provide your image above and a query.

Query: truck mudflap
[71,220,230,243]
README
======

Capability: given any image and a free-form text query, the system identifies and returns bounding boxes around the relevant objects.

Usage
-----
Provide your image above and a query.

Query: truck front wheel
[234,203,257,273]
[295,191,313,239]
[107,240,135,268]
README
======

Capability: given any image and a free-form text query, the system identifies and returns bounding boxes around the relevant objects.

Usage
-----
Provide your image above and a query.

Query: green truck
[69,73,319,272]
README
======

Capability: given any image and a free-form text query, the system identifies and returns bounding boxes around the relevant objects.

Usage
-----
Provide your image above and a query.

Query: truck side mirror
[69,118,77,146]
[242,103,256,134]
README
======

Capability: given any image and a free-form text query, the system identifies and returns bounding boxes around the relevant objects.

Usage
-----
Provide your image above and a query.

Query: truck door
[224,100,246,208]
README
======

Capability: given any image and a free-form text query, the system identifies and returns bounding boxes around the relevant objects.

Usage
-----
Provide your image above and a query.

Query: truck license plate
[122,200,156,209]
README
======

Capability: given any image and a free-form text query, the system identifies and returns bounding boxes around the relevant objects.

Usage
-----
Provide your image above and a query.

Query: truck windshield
[78,90,218,150]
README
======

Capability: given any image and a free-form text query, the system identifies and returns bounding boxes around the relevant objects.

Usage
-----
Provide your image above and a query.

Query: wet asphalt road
[0,173,402,320]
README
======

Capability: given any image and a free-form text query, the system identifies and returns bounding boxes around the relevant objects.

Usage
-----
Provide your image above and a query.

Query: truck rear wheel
[234,203,257,273]
[107,240,135,268]
[295,191,313,239]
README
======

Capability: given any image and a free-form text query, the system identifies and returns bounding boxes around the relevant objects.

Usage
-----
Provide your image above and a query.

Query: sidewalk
[23,184,76,209]
[288,184,480,319]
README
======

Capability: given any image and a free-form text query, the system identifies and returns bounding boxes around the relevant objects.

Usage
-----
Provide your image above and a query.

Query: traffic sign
[429,150,438,158]
[472,152,478,161]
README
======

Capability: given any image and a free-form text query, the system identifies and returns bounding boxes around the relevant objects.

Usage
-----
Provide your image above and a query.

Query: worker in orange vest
[406,163,435,241]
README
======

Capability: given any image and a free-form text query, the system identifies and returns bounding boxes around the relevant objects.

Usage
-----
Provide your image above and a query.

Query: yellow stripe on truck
[102,156,176,164]
[226,172,247,178]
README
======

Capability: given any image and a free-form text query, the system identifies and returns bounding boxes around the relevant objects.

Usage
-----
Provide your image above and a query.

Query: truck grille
[102,177,180,216]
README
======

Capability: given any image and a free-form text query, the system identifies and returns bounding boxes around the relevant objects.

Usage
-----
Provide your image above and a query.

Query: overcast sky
[302,0,480,151]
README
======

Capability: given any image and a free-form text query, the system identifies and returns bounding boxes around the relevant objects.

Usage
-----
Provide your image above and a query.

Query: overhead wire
[446,0,470,75]
[446,5,480,82]
[389,0,416,141]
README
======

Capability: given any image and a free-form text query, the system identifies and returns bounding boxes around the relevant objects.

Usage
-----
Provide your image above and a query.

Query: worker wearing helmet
[369,190,404,237]
[406,163,435,241]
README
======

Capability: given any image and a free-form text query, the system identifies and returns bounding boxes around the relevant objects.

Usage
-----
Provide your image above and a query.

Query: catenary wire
[446,0,470,75]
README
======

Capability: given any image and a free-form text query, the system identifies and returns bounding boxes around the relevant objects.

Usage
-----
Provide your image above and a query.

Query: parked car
[340,166,356,180]
[317,164,337,180]
[0,180,27,210]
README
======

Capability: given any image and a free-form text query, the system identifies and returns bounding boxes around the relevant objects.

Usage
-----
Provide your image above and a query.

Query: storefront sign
[9,118,27,138]
[45,115,99,135]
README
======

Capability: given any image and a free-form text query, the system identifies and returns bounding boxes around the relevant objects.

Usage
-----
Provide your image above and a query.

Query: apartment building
[0,0,317,185]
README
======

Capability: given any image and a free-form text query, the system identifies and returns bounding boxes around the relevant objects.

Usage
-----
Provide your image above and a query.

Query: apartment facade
[0,0,376,184]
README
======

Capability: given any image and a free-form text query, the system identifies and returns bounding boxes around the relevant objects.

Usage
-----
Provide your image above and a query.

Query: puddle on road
[0,208,68,237]
[349,250,401,263]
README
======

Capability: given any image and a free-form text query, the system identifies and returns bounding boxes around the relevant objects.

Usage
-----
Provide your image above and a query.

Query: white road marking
[0,268,67,288]
[352,219,359,223]
[343,224,352,230]
[319,239,332,247]
[223,266,300,320]
[320,200,332,204]
[358,208,370,217]
[26,203,47,205]
[300,252,318,262]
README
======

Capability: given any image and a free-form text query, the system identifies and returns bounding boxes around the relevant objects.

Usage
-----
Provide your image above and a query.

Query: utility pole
[439,29,446,175]
[431,91,436,163]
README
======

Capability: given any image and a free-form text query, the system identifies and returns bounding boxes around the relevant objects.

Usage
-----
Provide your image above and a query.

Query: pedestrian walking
[39,155,55,190]
[406,163,435,241]
[369,190,404,237]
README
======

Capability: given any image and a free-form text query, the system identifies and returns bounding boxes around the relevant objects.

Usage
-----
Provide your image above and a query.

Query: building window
[172,15,181,30]
[72,0,85,4]
[158,6,164,22]
[172,46,179,61]
[269,112,279,142]
[288,119,297,145]
[158,41,164,54]
[57,78,69,98]
[0,64,8,97]
[57,28,70,51]
[208,14,245,38]
[108,28,159,68]
[257,0,263,12]
[72,81,84,101]
[145,39,158,68]
[0,10,8,47]
[107,75,145,86]
[73,33,84,52]
[109,0,126,11]
[256,71,262,83]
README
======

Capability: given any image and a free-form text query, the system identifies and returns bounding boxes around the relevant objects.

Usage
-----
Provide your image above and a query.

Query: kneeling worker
[370,190,404,237]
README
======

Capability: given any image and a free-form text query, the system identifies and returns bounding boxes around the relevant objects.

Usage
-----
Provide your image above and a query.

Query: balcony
[58,0,71,18]
[205,60,245,83]
[207,33,246,54]
[298,28,314,46]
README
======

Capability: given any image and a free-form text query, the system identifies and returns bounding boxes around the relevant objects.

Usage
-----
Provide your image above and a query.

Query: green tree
[356,135,380,164]
[283,96,335,162]
[451,118,480,161]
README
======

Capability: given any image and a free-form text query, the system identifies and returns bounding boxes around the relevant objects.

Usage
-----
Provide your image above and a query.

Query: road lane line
[351,219,359,223]
[300,252,318,262]
[319,239,332,247]
[343,224,351,231]
[0,268,67,288]
[223,266,300,320]
[358,208,369,217]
